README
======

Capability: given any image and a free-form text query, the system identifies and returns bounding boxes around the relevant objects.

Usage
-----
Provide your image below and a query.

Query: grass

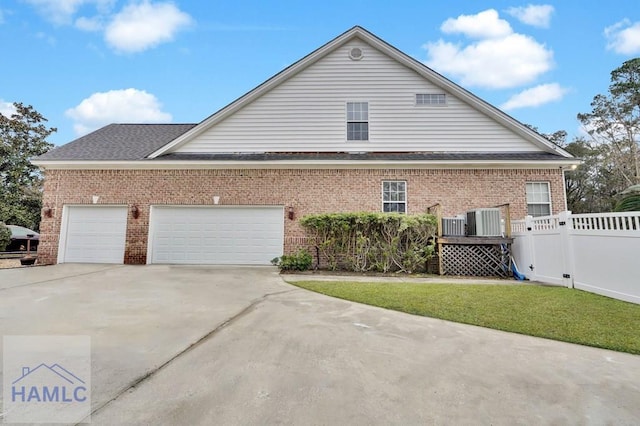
[290,281,640,355]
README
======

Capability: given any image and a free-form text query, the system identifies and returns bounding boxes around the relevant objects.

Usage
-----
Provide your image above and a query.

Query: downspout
[561,168,569,212]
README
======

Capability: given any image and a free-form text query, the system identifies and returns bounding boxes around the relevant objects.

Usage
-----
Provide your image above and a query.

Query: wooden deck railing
[492,203,511,238]
[427,203,443,237]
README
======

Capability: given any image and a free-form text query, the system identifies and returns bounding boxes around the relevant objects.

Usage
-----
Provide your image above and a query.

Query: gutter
[32,158,581,171]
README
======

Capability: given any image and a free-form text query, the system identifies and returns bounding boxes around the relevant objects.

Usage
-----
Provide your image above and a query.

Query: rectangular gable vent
[416,93,446,105]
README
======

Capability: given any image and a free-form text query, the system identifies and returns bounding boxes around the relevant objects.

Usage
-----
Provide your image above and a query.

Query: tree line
[559,58,640,213]
[1,103,55,231]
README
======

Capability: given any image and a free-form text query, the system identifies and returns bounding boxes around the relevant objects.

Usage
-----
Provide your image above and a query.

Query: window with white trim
[382,181,406,213]
[526,182,551,217]
[346,102,368,141]
[416,93,446,106]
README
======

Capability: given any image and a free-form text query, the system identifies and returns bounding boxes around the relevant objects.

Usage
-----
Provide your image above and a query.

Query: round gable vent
[349,47,364,61]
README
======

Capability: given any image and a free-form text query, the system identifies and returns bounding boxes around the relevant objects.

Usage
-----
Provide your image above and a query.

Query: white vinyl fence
[511,211,640,304]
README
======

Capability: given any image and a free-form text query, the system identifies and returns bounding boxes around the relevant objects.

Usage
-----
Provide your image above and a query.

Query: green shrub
[271,249,313,271]
[614,194,640,212]
[0,223,11,251]
[300,212,437,273]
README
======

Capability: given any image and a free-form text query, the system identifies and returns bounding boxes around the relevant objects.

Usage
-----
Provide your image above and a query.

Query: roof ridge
[111,123,198,126]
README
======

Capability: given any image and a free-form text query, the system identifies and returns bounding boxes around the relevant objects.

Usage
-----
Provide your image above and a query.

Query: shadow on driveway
[1,264,639,424]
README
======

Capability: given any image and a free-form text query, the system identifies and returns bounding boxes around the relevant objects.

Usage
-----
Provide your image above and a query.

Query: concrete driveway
[1,265,639,425]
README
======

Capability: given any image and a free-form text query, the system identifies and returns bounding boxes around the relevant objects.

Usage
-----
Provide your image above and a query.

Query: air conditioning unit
[442,218,466,236]
[466,208,502,236]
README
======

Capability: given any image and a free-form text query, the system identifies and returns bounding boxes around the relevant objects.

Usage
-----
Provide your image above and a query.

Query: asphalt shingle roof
[36,124,197,161]
[35,123,570,163]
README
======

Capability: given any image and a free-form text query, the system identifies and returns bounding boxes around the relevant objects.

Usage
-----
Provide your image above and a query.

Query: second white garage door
[148,206,284,265]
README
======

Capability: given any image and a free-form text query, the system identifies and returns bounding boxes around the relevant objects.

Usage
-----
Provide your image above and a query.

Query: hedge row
[300,212,437,273]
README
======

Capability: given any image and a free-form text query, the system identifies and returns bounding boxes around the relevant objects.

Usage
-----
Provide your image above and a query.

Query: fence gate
[511,211,640,304]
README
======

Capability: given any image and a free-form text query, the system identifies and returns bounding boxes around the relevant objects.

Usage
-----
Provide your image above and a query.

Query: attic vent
[416,93,446,105]
[349,47,363,60]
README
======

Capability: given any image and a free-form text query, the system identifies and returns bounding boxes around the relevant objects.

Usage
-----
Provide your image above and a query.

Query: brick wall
[38,167,565,265]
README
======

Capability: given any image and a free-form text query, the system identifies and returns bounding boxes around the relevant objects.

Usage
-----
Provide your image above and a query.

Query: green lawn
[289,281,640,354]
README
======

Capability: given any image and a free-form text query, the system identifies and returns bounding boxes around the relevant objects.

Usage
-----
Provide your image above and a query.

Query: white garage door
[149,206,284,265]
[60,206,128,263]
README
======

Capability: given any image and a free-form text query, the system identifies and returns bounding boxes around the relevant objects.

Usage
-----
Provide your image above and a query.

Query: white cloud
[104,1,193,53]
[25,0,114,25]
[35,31,56,46]
[506,5,554,28]
[425,33,553,89]
[424,9,554,89]
[576,123,596,140]
[24,1,192,53]
[65,88,172,135]
[0,100,16,118]
[500,83,568,110]
[25,0,85,24]
[75,16,103,32]
[605,19,640,55]
[441,9,513,39]
[0,9,5,24]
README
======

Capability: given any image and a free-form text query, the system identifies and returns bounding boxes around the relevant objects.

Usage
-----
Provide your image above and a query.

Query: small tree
[614,195,640,211]
[614,184,640,212]
[562,138,625,213]
[0,223,11,251]
[0,103,56,230]
[578,58,640,190]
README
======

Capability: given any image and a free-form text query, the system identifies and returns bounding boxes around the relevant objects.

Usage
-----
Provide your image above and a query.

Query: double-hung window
[346,102,368,141]
[526,182,551,217]
[382,181,406,213]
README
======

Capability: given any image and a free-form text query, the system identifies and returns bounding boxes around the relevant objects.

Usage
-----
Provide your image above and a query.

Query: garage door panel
[149,207,284,265]
[61,206,127,264]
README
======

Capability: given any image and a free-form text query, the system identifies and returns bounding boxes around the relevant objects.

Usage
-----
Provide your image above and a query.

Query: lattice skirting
[441,244,512,277]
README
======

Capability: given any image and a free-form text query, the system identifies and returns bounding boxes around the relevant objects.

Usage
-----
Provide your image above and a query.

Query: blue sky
[1,1,639,146]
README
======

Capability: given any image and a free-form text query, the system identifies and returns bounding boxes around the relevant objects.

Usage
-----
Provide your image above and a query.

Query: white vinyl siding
[526,182,552,217]
[174,40,543,154]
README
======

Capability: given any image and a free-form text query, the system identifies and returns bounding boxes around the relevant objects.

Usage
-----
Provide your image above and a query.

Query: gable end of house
[147,26,572,159]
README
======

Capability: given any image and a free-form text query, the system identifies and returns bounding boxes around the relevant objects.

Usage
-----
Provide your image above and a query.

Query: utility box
[466,208,502,236]
[442,218,466,236]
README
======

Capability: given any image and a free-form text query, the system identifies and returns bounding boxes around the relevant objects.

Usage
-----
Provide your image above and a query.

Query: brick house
[33,26,578,265]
